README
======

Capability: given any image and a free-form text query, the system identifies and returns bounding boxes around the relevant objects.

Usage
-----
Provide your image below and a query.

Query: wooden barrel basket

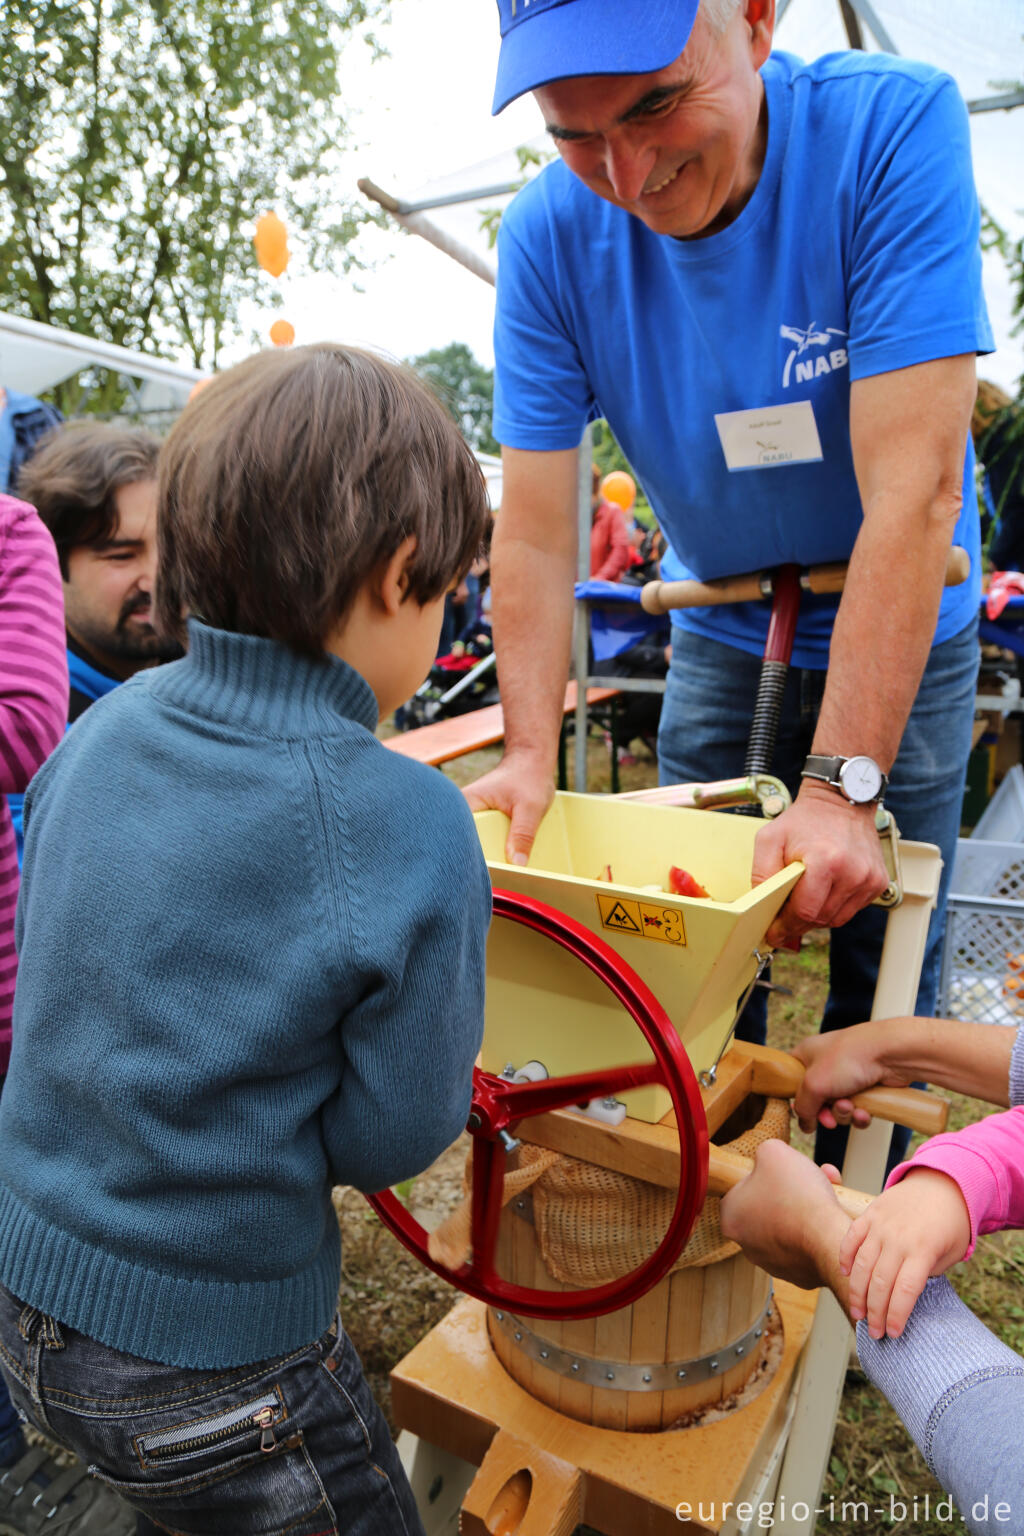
[487,1093,787,1432]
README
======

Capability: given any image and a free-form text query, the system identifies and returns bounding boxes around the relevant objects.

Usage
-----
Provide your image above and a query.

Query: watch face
[839,755,883,804]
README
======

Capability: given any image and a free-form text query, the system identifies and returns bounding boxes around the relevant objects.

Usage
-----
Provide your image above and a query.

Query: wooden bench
[383,682,620,776]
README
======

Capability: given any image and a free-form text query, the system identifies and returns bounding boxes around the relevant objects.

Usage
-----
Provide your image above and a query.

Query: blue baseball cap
[492,0,701,115]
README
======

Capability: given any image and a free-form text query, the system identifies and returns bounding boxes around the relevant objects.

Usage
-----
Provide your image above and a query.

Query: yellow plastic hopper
[475,792,802,1122]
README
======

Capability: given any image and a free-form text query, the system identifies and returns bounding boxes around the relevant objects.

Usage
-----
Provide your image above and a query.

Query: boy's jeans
[0,1286,424,1536]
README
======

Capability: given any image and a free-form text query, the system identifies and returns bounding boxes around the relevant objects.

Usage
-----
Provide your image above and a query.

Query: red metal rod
[763,562,802,665]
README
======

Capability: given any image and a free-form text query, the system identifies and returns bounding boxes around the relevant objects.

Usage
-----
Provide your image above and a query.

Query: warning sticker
[596,894,686,947]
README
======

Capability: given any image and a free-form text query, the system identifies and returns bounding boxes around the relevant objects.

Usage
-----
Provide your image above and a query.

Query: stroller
[398,626,498,730]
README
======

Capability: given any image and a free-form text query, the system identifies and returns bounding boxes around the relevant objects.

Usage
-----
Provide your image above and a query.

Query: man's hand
[753,781,889,949]
[463,753,555,865]
[791,1023,912,1134]
[720,1140,850,1291]
[840,1168,971,1339]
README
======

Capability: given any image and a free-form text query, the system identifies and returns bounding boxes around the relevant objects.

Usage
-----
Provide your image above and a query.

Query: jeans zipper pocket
[136,1390,283,1463]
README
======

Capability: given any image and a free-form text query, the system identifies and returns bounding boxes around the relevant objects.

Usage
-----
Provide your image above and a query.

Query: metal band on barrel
[490,1292,774,1393]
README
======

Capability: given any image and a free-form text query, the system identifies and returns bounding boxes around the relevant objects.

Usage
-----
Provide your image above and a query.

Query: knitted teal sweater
[0,622,490,1368]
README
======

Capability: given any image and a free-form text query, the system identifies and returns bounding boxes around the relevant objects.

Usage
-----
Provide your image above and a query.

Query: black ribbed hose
[744,660,790,775]
[743,563,803,778]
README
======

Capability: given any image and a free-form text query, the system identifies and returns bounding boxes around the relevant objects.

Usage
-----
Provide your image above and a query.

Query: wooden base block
[460,1430,582,1536]
[390,1284,818,1536]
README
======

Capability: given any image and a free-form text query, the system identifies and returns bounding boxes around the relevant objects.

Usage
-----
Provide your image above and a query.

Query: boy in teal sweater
[0,345,492,1535]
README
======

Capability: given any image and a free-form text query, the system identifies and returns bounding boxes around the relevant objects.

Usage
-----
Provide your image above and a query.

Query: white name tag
[715,401,823,471]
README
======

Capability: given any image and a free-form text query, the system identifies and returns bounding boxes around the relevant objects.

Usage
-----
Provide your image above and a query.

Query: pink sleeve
[0,496,68,792]
[885,1104,1024,1258]
[0,496,68,1072]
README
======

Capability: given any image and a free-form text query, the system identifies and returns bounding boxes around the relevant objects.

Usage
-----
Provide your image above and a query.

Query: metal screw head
[495,1312,504,1322]
[539,1350,549,1360]
[571,1362,580,1373]
[606,1371,615,1381]
[514,1332,522,1343]
[735,1345,744,1356]
[642,1373,652,1384]
[467,1112,482,1131]
[709,1359,719,1372]
[754,1328,762,1339]
[502,1063,516,1078]
[677,1369,687,1380]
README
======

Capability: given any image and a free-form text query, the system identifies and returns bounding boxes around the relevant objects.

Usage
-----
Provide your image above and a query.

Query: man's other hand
[720,1140,850,1291]
[463,752,555,865]
[753,781,889,948]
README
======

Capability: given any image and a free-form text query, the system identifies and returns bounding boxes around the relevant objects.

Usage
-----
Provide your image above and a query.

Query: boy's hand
[791,1024,912,1134]
[840,1167,971,1340]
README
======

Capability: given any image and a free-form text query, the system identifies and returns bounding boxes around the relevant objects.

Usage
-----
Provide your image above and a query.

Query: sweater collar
[145,620,379,737]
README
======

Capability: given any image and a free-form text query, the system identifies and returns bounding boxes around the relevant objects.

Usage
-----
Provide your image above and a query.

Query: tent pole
[358,179,496,288]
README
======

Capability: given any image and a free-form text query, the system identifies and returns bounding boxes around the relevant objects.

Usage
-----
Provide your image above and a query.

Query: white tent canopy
[0,312,204,409]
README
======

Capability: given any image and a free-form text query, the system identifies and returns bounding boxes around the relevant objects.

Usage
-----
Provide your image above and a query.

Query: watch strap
[802,754,846,786]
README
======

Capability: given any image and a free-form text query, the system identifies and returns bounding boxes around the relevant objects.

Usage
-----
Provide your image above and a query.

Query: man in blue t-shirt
[469,0,991,1156]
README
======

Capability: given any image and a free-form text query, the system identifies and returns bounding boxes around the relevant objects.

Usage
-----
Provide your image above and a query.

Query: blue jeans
[0,1287,424,1536]
[658,619,979,1165]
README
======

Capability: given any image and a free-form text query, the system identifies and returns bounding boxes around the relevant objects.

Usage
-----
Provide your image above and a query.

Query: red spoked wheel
[366,889,709,1320]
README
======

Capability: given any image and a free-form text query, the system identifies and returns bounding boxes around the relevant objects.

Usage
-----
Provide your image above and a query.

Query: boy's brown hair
[16,422,160,579]
[156,344,490,657]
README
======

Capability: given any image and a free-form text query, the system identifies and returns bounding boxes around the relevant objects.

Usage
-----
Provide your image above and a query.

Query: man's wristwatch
[801,754,888,806]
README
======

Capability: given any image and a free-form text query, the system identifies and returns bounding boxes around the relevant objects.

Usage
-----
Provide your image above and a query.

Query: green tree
[0,0,387,399]
[984,207,1024,400]
[979,206,1024,546]
[410,342,499,455]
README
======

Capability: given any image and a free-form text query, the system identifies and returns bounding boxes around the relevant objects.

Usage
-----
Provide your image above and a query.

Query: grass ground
[336,723,1018,1533]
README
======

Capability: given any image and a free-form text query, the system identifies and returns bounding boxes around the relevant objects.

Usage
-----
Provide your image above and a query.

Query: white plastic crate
[972,764,1024,843]
[938,838,1024,1027]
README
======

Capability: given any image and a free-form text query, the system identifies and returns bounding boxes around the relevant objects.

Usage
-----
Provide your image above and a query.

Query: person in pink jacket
[0,498,127,1531]
[0,495,68,1071]
[722,1016,1024,1535]
[787,1013,1023,1341]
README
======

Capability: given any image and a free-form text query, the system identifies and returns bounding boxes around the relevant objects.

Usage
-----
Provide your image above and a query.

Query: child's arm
[839,1168,971,1339]
[318,755,491,1194]
[844,1100,1024,1338]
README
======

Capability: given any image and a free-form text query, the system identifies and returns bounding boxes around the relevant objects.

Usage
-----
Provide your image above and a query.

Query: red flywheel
[367,889,709,1319]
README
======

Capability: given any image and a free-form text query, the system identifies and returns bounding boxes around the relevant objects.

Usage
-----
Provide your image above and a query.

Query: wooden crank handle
[737,1041,950,1137]
[641,545,970,616]
[708,1142,873,1220]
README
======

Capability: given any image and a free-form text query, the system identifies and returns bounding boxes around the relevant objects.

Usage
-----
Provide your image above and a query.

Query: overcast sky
[243,0,1024,392]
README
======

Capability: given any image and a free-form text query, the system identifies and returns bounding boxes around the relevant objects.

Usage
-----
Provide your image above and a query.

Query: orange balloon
[254,212,289,277]
[269,319,295,347]
[601,471,636,513]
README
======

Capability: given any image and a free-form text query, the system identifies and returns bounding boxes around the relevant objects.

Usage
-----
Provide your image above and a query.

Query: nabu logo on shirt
[780,323,849,389]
